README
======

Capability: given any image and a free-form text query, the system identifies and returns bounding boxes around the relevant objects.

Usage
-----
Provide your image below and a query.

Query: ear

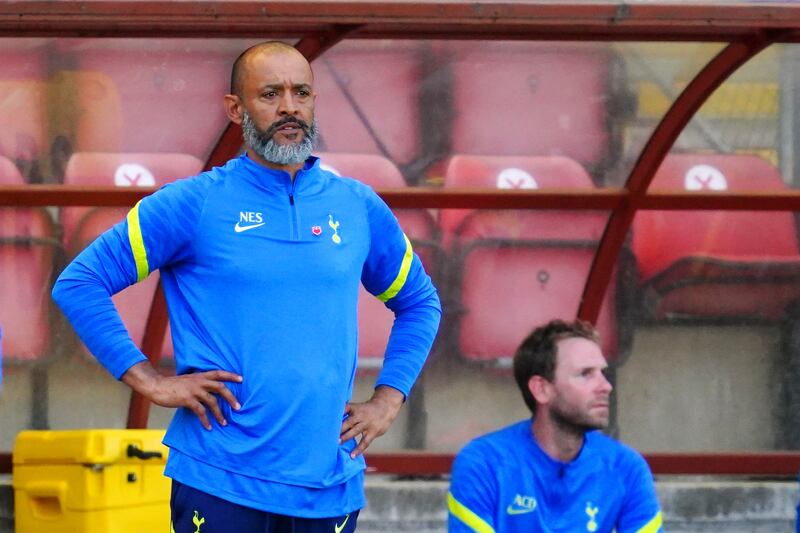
[224,94,244,125]
[528,375,553,407]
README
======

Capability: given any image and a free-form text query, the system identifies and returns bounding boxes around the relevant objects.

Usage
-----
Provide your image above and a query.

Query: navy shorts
[170,481,359,533]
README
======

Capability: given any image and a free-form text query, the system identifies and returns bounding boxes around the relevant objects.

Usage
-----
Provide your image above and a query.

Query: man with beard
[448,320,661,533]
[52,41,441,532]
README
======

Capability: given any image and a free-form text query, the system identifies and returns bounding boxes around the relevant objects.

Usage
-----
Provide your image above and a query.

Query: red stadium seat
[62,153,204,359]
[54,39,239,159]
[445,42,614,169]
[313,42,425,169]
[440,154,599,247]
[633,154,800,320]
[0,156,56,360]
[443,155,619,366]
[0,39,48,180]
[316,152,440,368]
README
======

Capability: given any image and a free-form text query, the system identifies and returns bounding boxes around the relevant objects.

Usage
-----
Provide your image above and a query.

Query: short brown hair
[513,319,600,415]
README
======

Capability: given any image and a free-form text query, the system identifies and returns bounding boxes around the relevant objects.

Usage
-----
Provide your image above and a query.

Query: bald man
[53,41,441,532]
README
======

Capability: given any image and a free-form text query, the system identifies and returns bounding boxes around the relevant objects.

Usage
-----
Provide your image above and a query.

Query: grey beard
[242,111,318,166]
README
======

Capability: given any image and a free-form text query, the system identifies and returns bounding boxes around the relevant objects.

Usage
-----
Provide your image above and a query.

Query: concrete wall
[617,325,781,451]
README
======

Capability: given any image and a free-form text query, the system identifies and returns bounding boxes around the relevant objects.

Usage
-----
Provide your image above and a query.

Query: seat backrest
[0,39,48,178]
[458,246,619,363]
[0,157,23,185]
[62,152,204,252]
[444,155,618,362]
[0,155,55,360]
[441,155,604,246]
[313,42,424,167]
[633,154,799,281]
[446,42,611,167]
[318,151,407,187]
[316,151,436,242]
[57,39,238,158]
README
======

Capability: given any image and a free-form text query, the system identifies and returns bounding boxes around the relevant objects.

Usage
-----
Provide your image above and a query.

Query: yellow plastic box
[13,429,170,533]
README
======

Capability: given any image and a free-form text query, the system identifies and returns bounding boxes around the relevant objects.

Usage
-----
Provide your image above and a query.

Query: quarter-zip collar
[237,153,327,196]
[522,419,596,477]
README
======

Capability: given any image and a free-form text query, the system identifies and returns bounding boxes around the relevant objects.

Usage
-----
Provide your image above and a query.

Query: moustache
[264,116,311,138]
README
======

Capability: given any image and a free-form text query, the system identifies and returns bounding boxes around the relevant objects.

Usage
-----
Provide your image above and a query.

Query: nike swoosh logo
[234,221,265,233]
[334,513,350,533]
[506,505,535,515]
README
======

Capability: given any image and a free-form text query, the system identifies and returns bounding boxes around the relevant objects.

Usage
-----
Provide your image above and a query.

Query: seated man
[448,319,662,533]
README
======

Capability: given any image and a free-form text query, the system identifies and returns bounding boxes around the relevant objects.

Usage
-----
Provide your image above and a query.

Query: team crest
[585,502,599,532]
[328,214,342,244]
[192,510,205,533]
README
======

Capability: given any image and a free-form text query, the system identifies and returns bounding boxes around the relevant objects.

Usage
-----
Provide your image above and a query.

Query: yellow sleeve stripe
[126,200,150,283]
[634,511,663,533]
[447,492,496,533]
[376,233,413,303]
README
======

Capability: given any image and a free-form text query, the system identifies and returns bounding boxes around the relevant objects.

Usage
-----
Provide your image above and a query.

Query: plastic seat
[0,156,57,360]
[0,39,48,181]
[316,152,440,368]
[313,42,425,169]
[443,155,619,366]
[53,39,238,159]
[440,155,600,247]
[62,153,204,359]
[445,42,615,169]
[633,154,800,320]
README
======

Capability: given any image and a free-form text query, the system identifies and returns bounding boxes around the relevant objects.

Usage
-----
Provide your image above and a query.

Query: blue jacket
[53,154,441,516]
[449,420,662,532]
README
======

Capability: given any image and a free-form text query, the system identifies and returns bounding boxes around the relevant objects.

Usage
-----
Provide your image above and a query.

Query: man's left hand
[340,386,405,458]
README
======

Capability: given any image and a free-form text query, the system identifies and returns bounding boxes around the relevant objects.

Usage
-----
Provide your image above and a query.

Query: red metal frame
[363,452,800,477]
[6,186,800,211]
[578,33,779,323]
[3,2,800,42]
[2,450,800,476]
[367,452,800,478]
[1,1,800,475]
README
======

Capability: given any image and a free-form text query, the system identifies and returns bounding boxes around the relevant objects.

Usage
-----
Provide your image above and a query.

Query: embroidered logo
[334,513,350,533]
[192,510,205,533]
[312,225,322,236]
[328,214,341,244]
[586,502,599,532]
[506,493,537,515]
[235,211,264,233]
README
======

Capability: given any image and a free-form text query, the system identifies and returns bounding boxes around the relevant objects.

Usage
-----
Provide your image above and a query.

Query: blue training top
[448,420,663,533]
[52,154,441,517]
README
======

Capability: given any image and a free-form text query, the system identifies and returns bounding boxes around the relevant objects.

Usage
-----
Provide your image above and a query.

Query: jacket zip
[289,174,299,240]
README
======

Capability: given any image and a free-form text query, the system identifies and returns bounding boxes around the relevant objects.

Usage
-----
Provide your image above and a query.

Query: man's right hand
[122,361,242,430]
